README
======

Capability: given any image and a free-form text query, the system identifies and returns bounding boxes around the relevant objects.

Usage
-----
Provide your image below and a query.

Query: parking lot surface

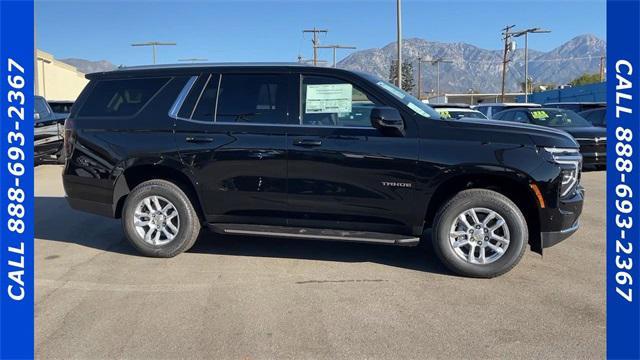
[35,165,605,359]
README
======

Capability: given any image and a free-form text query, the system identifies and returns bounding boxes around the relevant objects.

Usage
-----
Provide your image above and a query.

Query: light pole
[396,0,402,88]
[316,45,356,67]
[131,41,177,64]
[513,28,550,102]
[417,57,430,100]
[431,58,453,97]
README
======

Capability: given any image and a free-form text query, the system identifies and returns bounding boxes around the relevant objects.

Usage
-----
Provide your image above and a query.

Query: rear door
[285,73,419,235]
[173,70,294,225]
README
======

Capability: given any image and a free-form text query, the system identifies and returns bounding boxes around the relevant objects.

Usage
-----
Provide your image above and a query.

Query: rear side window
[78,77,169,117]
[215,74,288,124]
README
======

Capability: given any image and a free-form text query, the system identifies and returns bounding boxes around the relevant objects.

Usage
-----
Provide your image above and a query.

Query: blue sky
[37,0,606,66]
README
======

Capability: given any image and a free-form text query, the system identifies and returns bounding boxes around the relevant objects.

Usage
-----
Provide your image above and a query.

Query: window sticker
[407,102,431,118]
[531,110,549,120]
[438,110,452,119]
[376,81,406,99]
[305,84,353,113]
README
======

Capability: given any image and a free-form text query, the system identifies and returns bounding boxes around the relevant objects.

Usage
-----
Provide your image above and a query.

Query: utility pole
[599,56,606,82]
[500,25,516,102]
[131,41,177,64]
[316,45,356,67]
[396,0,403,88]
[417,57,422,99]
[513,27,551,102]
[431,58,453,97]
[303,28,328,66]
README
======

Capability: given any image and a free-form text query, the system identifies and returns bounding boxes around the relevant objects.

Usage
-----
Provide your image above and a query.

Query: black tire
[432,189,527,278]
[122,179,201,257]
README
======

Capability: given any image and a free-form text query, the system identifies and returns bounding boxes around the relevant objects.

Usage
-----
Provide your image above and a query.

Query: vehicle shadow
[35,196,450,275]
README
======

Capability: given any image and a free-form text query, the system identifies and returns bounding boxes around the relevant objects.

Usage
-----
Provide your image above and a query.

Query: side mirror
[34,112,40,121]
[371,107,405,136]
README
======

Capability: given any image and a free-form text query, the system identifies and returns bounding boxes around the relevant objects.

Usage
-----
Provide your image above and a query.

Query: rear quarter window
[78,77,170,118]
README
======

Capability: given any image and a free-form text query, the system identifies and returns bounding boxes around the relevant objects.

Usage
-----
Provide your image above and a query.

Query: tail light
[64,118,76,158]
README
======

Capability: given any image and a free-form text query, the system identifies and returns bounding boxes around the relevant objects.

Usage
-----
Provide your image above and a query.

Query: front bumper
[538,185,584,249]
[541,220,580,248]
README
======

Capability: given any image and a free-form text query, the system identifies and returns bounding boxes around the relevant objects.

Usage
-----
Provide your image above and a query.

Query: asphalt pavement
[35,165,605,359]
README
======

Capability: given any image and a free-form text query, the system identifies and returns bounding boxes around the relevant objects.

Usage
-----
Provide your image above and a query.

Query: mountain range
[336,34,606,94]
[58,34,605,95]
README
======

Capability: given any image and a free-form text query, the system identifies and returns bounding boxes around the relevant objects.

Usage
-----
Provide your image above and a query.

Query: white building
[36,49,89,101]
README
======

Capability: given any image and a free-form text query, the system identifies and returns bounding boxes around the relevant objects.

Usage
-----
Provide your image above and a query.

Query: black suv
[63,64,584,278]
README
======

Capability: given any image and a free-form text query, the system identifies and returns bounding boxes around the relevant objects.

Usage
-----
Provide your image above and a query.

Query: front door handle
[293,139,322,147]
[186,136,214,143]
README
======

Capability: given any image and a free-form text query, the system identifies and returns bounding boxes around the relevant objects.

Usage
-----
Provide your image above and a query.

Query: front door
[173,71,294,225]
[286,74,419,235]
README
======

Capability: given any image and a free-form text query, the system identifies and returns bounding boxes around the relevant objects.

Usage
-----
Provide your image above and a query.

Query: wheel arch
[113,163,204,223]
[424,172,543,254]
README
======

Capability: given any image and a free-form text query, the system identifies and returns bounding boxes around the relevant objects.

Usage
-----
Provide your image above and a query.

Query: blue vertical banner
[607,0,640,359]
[0,0,35,359]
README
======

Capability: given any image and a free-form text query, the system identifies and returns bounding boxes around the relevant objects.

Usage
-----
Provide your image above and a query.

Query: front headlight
[542,147,582,198]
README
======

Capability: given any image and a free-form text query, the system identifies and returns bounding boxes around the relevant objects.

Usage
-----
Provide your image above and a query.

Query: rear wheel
[122,179,201,257]
[432,189,527,278]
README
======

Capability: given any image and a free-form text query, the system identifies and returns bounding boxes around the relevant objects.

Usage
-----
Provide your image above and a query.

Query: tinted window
[79,77,169,117]
[34,97,51,119]
[585,108,606,126]
[302,75,380,127]
[191,75,221,122]
[476,106,488,116]
[49,102,73,113]
[493,110,512,121]
[491,106,505,117]
[177,75,211,120]
[512,111,530,123]
[528,109,591,127]
[214,74,288,124]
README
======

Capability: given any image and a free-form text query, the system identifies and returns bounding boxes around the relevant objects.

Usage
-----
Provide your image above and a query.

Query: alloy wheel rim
[448,207,510,265]
[133,195,180,246]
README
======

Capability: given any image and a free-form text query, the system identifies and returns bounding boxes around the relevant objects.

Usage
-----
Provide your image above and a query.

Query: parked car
[579,107,606,128]
[492,107,606,169]
[544,102,606,113]
[35,96,66,164]
[475,102,541,118]
[430,104,487,120]
[63,63,584,278]
[48,100,74,117]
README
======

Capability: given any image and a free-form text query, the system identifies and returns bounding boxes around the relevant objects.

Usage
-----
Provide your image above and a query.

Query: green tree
[389,61,416,93]
[569,73,602,86]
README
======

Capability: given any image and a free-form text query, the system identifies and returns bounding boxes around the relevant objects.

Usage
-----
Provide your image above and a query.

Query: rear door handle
[185,136,214,143]
[293,139,322,147]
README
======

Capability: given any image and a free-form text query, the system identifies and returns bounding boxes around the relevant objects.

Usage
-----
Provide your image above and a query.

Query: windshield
[369,77,440,119]
[438,109,487,120]
[34,97,51,119]
[529,109,592,128]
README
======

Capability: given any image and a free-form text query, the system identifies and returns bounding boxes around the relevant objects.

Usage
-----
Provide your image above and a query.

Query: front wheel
[432,189,528,278]
[122,179,201,257]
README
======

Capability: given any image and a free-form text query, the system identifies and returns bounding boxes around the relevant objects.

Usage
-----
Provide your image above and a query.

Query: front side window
[301,75,379,127]
[78,77,169,117]
[215,74,288,124]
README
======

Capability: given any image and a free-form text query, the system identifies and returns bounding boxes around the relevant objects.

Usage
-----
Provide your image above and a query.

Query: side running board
[207,223,420,246]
